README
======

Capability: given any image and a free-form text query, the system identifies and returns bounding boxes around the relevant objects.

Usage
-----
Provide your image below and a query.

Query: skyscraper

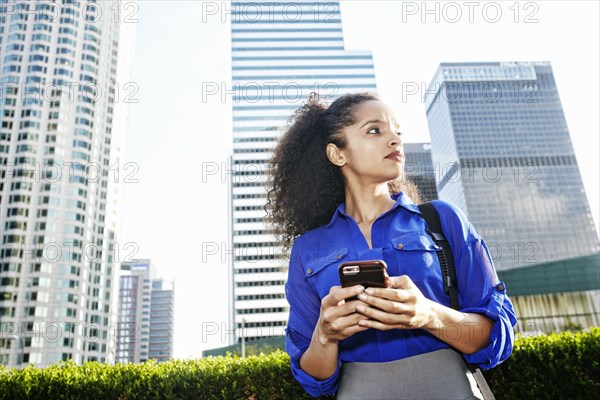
[403,143,438,203]
[148,278,174,363]
[116,259,174,363]
[229,0,377,344]
[0,1,136,367]
[425,62,599,271]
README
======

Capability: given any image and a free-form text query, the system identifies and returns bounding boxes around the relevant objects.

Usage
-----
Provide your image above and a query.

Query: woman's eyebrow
[359,119,386,128]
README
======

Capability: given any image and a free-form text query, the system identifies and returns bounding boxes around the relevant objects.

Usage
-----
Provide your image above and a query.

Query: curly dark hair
[265,92,422,252]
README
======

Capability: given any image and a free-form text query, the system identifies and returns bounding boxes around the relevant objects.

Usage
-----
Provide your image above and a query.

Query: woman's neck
[344,183,396,225]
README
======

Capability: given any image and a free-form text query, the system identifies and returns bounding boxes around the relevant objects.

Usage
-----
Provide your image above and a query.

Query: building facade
[229,0,377,344]
[0,1,135,367]
[425,62,599,271]
[403,143,438,203]
[116,259,174,363]
[148,279,174,362]
[425,62,600,332]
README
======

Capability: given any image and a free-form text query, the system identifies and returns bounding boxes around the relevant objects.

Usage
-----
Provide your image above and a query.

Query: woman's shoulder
[290,221,349,263]
[426,200,478,243]
[428,200,468,221]
[292,223,337,249]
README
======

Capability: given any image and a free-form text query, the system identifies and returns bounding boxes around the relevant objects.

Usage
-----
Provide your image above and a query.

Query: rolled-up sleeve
[456,237,517,369]
[435,201,518,370]
[460,280,517,369]
[285,239,341,397]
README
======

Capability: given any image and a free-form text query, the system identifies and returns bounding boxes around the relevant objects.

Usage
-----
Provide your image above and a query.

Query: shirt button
[497,284,504,291]
[337,254,343,259]
[307,268,313,275]
[396,243,404,249]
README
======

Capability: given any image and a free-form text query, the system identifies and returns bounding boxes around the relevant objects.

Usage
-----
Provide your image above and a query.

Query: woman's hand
[355,275,494,354]
[300,285,372,380]
[354,275,436,330]
[314,285,371,345]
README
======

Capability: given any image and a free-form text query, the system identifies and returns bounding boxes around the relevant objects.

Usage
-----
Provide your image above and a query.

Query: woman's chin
[383,168,404,182]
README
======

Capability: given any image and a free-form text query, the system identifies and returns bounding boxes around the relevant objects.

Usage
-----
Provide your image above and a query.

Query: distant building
[116,259,174,363]
[403,143,438,202]
[149,279,174,363]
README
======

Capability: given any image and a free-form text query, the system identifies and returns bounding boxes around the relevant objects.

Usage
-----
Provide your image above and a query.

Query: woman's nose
[389,134,402,147]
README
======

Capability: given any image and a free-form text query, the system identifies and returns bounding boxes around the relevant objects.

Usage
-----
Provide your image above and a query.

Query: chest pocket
[304,247,349,299]
[390,232,442,284]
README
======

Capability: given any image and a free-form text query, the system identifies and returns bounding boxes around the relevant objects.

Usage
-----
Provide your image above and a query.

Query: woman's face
[332,100,404,184]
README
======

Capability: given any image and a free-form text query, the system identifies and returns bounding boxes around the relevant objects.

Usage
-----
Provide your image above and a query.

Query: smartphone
[338,260,389,301]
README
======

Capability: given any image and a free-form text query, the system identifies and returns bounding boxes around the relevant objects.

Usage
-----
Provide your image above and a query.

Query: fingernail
[359,320,367,326]
[357,294,367,301]
[355,285,365,293]
[356,305,366,313]
[365,288,374,295]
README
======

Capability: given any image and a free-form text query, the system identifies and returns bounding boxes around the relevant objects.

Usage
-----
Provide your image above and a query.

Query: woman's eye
[367,127,381,134]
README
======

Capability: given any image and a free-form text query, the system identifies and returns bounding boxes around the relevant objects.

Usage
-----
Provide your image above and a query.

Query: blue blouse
[285,192,517,397]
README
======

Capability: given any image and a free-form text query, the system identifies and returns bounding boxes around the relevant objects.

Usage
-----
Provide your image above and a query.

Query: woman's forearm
[424,300,494,355]
[298,325,340,380]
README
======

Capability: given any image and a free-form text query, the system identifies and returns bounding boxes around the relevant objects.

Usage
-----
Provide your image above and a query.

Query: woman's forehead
[352,100,399,127]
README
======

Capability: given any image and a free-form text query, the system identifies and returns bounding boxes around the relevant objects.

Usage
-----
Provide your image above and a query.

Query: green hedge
[484,327,599,400]
[1,328,598,400]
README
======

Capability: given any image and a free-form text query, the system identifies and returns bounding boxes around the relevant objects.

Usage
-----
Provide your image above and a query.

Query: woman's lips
[385,151,404,162]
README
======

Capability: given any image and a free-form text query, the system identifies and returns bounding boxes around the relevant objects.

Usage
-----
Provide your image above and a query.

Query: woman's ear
[326,143,346,167]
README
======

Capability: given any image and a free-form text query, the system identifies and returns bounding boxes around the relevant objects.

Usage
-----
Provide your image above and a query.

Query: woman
[266,92,517,399]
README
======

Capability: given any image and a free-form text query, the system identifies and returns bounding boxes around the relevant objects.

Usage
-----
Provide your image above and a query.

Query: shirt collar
[325,191,421,228]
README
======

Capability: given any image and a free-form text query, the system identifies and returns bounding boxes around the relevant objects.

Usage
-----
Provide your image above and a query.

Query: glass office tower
[404,143,438,203]
[425,62,599,271]
[229,0,377,344]
[116,260,174,363]
[0,1,136,367]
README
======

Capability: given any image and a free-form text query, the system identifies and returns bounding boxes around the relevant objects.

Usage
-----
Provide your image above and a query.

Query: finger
[324,300,370,321]
[357,293,410,314]
[321,323,370,342]
[389,275,413,290]
[355,302,410,325]
[332,312,370,332]
[358,319,408,331]
[323,285,365,307]
[362,287,413,303]
[320,313,369,339]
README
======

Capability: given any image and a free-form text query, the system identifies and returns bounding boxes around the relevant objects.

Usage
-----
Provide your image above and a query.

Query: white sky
[120,1,600,359]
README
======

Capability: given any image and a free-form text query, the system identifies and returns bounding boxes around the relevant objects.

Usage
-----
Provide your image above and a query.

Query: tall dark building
[425,62,599,271]
[403,143,438,202]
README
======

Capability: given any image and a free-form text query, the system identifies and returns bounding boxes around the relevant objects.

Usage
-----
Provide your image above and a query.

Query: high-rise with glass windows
[0,1,136,367]
[404,143,438,203]
[116,259,174,364]
[425,62,600,271]
[229,0,377,344]
[148,278,174,362]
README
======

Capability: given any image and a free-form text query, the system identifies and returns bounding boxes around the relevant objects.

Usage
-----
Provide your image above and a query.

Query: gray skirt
[336,349,483,400]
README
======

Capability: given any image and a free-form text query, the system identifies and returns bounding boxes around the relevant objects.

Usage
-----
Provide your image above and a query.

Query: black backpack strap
[417,202,459,310]
[417,202,496,400]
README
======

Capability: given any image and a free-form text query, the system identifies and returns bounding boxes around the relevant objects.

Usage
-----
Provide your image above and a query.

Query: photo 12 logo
[201,1,340,23]
[0,82,140,105]
[400,1,540,24]
[201,81,339,104]
[0,321,140,345]
[2,0,139,24]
